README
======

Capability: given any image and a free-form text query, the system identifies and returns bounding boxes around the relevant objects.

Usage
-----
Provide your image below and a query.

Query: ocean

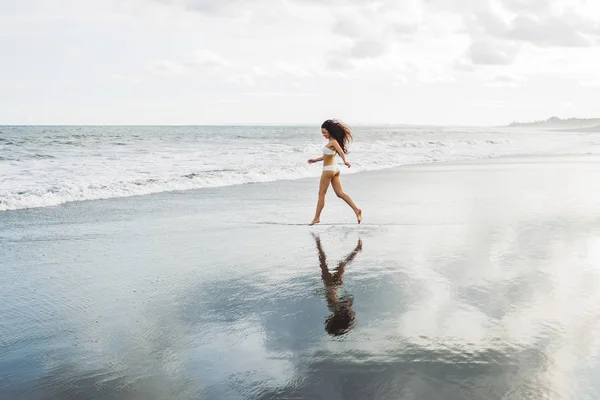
[1,125,598,211]
[3,125,600,398]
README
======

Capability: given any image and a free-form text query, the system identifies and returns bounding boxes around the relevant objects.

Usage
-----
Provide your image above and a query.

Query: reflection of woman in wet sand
[312,234,362,336]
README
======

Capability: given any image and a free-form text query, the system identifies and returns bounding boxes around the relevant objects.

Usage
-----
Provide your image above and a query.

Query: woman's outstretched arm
[336,239,362,273]
[308,156,324,164]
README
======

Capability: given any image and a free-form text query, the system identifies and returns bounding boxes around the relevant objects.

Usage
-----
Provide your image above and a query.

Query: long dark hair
[321,119,353,154]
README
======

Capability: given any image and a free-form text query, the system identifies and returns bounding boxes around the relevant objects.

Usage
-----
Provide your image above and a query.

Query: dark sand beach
[2,155,600,399]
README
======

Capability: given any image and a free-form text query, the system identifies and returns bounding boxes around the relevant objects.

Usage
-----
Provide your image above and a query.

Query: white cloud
[148,60,186,76]
[322,0,425,68]
[416,69,455,84]
[3,0,600,125]
[325,50,354,72]
[467,40,520,65]
[485,73,527,87]
[392,74,409,87]
[156,0,246,16]
[277,63,313,78]
[500,0,551,13]
[332,18,364,38]
[579,78,600,87]
[187,49,228,68]
[427,0,600,68]
[349,40,389,59]
[227,74,256,86]
[251,66,269,76]
[110,73,143,83]
[558,101,574,108]
[506,14,597,47]
[472,99,509,108]
[240,91,317,97]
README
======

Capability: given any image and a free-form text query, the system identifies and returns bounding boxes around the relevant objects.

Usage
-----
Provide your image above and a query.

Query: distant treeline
[509,116,600,128]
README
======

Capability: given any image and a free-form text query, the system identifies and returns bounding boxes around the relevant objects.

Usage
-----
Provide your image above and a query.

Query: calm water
[2,157,600,399]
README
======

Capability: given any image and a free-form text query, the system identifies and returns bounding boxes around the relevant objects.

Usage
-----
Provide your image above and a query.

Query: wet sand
[2,155,600,399]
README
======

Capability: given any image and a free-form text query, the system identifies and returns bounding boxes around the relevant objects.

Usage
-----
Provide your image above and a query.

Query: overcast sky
[1,0,600,125]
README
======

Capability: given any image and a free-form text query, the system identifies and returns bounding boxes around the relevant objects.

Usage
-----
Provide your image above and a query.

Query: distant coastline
[508,117,600,132]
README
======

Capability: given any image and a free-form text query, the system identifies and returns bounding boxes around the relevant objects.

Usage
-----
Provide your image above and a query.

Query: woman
[307,119,362,225]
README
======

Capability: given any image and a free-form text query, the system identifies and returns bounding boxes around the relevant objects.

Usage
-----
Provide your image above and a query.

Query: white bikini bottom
[323,164,340,172]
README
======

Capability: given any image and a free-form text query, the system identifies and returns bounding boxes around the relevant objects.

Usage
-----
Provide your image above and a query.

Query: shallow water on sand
[2,157,600,399]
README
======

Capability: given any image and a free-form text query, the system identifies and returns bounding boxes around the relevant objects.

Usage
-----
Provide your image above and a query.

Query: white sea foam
[1,125,598,211]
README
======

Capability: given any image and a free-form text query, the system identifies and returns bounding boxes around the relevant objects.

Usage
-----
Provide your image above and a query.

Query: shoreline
[3,153,600,215]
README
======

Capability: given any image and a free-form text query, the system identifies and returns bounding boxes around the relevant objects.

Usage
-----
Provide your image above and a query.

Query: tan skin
[307,128,362,225]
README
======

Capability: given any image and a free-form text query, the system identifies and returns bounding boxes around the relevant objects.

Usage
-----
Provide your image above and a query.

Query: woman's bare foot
[309,219,320,226]
[356,209,362,224]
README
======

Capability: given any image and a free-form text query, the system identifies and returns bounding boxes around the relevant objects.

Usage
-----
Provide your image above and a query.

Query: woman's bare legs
[331,173,362,223]
[310,171,335,225]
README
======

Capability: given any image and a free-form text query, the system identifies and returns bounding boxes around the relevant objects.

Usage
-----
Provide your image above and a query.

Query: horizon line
[0,122,503,128]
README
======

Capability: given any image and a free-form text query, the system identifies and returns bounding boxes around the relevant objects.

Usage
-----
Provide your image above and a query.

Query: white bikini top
[323,146,336,155]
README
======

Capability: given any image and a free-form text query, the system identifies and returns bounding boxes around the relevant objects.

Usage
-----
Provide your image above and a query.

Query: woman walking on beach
[307,119,362,225]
